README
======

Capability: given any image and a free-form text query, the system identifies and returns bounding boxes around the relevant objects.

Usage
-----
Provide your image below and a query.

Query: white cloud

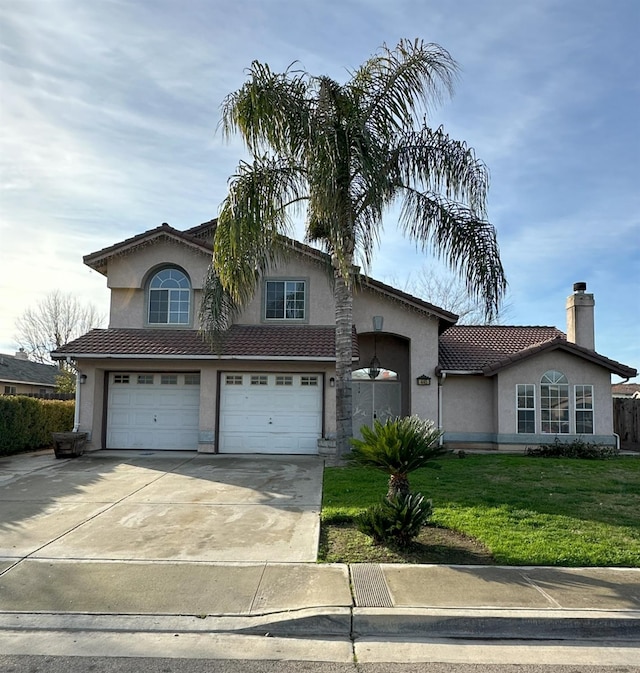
[0,0,637,374]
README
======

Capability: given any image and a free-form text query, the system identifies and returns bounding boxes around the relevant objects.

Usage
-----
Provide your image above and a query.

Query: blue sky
[1,0,638,377]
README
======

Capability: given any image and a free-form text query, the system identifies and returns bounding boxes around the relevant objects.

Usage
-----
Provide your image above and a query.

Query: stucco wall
[106,241,211,329]
[237,255,336,326]
[441,375,495,434]
[75,358,335,451]
[495,350,613,435]
[353,287,440,423]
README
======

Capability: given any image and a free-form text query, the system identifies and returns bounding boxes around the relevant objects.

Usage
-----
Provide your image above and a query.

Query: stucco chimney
[566,282,595,350]
[14,348,29,360]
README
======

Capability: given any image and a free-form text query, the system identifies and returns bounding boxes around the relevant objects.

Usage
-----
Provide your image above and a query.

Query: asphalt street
[1,655,639,673]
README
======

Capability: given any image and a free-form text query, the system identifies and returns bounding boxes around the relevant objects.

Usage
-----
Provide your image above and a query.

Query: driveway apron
[0,451,323,563]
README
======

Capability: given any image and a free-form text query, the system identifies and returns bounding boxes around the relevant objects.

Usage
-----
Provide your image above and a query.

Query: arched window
[540,370,569,434]
[148,268,190,325]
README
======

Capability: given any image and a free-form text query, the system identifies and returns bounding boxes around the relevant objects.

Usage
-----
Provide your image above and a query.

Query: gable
[439,325,636,379]
[85,223,212,279]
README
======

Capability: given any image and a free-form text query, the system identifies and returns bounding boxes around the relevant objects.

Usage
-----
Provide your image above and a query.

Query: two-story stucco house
[52,220,636,455]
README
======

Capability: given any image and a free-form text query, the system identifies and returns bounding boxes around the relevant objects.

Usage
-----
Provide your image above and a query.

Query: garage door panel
[107,373,200,451]
[219,373,322,454]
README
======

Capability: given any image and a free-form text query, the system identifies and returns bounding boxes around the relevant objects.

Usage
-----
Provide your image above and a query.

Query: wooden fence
[613,398,640,450]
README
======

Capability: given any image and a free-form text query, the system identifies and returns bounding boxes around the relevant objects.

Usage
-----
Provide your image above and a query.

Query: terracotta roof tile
[439,325,565,371]
[439,325,637,379]
[52,326,359,361]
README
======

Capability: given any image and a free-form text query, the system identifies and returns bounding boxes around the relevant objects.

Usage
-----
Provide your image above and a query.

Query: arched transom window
[540,370,569,434]
[148,268,190,325]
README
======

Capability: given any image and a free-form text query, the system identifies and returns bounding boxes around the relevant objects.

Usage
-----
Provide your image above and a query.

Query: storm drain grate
[350,563,393,607]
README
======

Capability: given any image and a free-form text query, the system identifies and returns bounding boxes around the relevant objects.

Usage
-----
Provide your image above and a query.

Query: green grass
[322,455,640,566]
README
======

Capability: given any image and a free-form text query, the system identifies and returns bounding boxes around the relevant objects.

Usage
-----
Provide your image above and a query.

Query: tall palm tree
[202,39,507,459]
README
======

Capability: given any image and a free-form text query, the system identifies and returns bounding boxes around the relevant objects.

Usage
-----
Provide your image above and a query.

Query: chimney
[14,348,29,361]
[566,282,595,350]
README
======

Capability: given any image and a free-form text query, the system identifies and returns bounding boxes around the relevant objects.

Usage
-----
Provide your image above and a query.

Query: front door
[352,380,401,438]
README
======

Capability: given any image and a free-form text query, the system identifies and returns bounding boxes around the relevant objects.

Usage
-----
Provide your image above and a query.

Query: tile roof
[612,383,640,396]
[439,326,565,371]
[84,223,212,275]
[438,325,637,378]
[0,353,59,386]
[51,326,359,361]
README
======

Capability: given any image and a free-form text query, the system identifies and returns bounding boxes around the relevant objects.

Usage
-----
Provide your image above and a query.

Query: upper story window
[265,280,306,321]
[148,268,190,325]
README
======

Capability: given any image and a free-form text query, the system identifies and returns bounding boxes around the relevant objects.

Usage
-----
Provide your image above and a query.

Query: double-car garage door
[106,371,322,454]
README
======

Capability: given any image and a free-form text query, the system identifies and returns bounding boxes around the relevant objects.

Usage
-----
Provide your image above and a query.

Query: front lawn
[320,454,640,567]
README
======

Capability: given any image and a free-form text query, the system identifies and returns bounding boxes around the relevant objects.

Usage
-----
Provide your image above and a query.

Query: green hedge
[0,397,75,455]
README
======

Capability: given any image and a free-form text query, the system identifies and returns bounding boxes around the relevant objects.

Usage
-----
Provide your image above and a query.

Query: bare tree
[405,267,513,325]
[14,290,105,365]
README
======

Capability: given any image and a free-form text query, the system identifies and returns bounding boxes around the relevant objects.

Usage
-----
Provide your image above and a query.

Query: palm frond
[398,189,507,321]
[394,124,490,217]
[199,266,241,351]
[213,157,308,306]
[351,39,457,138]
[221,60,311,157]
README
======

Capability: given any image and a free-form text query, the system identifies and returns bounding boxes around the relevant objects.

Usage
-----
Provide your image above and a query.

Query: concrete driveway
[0,450,323,563]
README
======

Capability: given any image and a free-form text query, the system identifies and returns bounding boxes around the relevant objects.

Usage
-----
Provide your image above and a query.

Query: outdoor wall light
[416,374,431,386]
[329,377,335,387]
[79,374,88,385]
[368,355,381,380]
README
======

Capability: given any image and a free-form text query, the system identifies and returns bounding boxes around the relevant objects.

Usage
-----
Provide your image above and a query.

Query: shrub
[525,436,619,460]
[348,416,445,498]
[0,397,74,455]
[356,492,433,547]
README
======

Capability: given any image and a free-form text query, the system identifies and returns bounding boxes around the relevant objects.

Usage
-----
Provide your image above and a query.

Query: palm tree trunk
[387,473,410,500]
[334,268,353,460]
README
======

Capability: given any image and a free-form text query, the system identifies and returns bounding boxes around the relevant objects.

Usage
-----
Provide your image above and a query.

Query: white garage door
[219,372,322,454]
[107,372,200,450]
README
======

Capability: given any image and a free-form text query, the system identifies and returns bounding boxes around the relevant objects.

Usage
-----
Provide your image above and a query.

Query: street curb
[0,609,352,638]
[353,607,640,641]
[3,607,640,641]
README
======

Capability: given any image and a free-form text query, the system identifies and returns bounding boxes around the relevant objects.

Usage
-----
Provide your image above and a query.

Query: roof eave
[83,224,212,275]
[52,353,357,362]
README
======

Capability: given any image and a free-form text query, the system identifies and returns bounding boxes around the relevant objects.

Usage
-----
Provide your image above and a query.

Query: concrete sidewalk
[1,450,639,648]
[1,559,639,641]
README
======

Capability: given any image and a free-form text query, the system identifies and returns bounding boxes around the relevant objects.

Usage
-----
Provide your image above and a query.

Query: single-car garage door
[107,372,200,450]
[219,372,322,454]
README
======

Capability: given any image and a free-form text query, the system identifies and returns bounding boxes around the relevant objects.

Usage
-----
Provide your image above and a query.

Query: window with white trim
[225,375,243,385]
[148,268,190,324]
[265,280,306,320]
[137,375,154,384]
[301,376,318,386]
[161,375,178,385]
[251,375,268,386]
[540,370,569,434]
[575,385,594,434]
[516,384,535,433]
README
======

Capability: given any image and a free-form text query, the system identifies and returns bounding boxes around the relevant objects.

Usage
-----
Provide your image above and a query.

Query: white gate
[352,380,401,438]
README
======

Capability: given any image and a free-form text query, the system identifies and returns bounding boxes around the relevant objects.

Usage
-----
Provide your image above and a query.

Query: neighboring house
[52,221,637,454]
[0,350,59,396]
[612,383,640,399]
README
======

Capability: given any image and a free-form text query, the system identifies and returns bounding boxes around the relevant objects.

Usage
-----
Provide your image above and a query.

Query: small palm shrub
[348,416,445,498]
[525,437,619,460]
[356,492,433,547]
